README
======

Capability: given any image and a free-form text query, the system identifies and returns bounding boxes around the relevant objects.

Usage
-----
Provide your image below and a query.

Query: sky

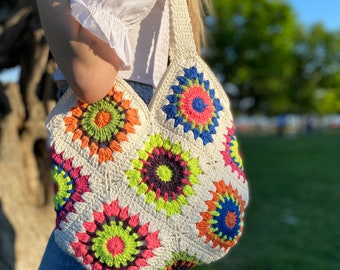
[287,0,340,31]
[1,1,340,83]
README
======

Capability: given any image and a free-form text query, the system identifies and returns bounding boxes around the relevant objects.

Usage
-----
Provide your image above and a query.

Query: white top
[68,0,169,88]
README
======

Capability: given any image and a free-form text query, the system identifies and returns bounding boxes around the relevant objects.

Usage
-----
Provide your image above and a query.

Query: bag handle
[169,0,198,62]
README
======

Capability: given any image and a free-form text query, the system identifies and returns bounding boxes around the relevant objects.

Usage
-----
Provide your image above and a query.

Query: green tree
[207,0,297,115]
[291,24,340,113]
[207,0,340,115]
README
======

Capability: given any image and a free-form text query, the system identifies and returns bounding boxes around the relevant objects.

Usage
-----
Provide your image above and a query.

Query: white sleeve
[70,0,157,69]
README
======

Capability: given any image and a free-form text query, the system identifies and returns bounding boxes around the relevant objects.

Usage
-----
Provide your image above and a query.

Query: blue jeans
[39,80,153,270]
[56,80,153,104]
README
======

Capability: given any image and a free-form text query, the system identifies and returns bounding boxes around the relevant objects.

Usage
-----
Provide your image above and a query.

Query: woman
[37,0,212,269]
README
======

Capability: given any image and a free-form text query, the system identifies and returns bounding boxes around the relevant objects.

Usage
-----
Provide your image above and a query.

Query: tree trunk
[0,1,57,269]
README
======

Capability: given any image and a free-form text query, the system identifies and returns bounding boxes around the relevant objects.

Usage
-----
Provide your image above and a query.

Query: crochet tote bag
[46,0,249,269]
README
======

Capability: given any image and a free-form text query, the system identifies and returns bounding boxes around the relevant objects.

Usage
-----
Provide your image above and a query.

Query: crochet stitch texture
[46,1,249,269]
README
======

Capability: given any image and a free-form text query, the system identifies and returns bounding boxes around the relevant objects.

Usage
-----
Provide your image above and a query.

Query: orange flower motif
[196,180,245,252]
[64,87,140,163]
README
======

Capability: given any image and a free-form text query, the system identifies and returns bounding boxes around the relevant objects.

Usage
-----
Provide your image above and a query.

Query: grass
[196,131,340,270]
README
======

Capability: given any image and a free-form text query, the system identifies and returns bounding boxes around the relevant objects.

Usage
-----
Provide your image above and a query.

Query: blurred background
[0,0,339,269]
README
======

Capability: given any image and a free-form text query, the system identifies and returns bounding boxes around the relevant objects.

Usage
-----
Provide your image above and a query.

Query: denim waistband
[57,80,154,105]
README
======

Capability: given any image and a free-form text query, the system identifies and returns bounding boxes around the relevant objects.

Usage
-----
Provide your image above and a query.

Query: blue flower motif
[163,66,223,145]
[212,196,241,240]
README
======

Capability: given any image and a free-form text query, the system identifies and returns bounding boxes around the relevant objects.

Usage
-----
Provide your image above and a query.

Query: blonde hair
[187,0,213,53]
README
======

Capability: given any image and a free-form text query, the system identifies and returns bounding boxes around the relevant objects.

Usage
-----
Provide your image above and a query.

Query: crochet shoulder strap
[168,0,197,61]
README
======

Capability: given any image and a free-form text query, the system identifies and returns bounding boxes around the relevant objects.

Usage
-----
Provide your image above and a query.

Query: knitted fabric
[45,0,249,269]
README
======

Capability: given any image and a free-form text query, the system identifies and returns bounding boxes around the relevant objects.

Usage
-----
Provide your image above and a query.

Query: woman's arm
[36,0,122,103]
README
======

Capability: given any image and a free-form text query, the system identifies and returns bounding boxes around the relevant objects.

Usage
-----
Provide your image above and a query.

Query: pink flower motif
[220,124,246,182]
[71,199,161,269]
[51,147,91,229]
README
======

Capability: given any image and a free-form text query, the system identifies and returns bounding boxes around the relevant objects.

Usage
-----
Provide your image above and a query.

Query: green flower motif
[64,88,140,163]
[92,221,140,268]
[162,251,201,269]
[81,98,125,144]
[50,149,91,229]
[71,199,161,269]
[52,165,72,211]
[126,134,202,217]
